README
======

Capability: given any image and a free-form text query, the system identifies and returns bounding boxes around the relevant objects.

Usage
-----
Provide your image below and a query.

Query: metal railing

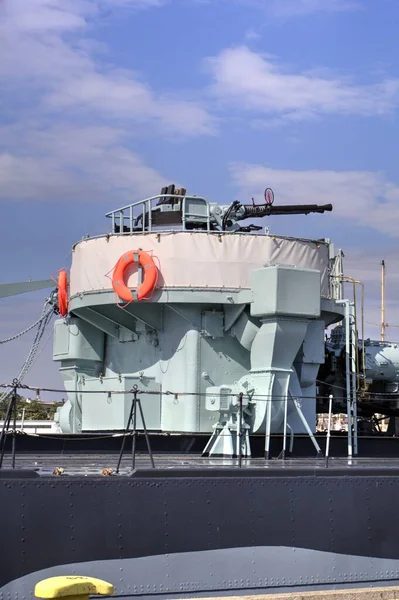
[105,194,212,234]
[1,378,391,474]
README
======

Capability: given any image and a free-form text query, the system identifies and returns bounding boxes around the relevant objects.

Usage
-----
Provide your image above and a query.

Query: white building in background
[0,420,61,434]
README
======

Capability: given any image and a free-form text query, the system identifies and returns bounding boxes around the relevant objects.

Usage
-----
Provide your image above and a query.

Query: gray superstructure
[52,187,344,458]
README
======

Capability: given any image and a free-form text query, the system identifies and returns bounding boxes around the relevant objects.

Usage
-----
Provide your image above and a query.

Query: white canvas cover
[70,232,330,297]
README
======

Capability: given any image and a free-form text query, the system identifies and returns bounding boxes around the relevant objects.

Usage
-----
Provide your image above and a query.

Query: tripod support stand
[116,385,155,473]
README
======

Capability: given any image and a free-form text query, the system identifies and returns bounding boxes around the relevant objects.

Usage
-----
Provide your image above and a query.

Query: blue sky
[1,0,399,397]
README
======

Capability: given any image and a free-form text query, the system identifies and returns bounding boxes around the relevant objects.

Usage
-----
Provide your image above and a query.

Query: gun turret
[109,184,334,234]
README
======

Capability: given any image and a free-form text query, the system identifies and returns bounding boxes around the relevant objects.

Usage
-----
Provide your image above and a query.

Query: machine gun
[241,202,333,217]
[214,190,333,232]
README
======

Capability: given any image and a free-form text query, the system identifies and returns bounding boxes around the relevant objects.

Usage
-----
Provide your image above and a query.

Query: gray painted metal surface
[5,547,399,600]
[55,264,338,445]
[2,465,399,595]
[0,279,54,299]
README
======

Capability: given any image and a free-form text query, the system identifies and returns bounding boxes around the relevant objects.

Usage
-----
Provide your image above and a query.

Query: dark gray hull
[5,547,399,600]
[2,459,399,597]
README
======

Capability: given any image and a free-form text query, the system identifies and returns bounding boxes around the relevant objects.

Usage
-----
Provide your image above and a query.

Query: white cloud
[244,28,261,41]
[44,73,214,137]
[207,46,399,122]
[2,0,164,34]
[229,161,399,237]
[0,123,167,201]
[0,0,214,137]
[0,0,215,203]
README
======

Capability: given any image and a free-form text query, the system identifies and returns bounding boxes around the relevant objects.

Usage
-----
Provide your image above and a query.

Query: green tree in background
[0,394,63,420]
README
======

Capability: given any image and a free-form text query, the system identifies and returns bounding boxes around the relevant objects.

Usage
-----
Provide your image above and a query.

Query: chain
[18,306,54,381]
[0,313,49,344]
[0,301,55,403]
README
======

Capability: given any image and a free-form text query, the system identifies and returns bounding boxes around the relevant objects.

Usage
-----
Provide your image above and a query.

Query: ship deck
[4,444,399,596]
[4,452,399,477]
[3,431,399,477]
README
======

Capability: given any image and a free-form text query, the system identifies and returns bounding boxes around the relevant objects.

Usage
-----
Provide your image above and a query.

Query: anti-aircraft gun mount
[108,184,333,234]
[3,182,399,454]
[1,179,399,463]
[46,182,341,461]
[50,184,399,454]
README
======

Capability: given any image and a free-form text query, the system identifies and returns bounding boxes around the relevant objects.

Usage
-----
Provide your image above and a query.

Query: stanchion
[11,382,17,469]
[325,394,333,468]
[278,393,289,460]
[264,395,272,460]
[0,379,18,469]
[238,392,243,468]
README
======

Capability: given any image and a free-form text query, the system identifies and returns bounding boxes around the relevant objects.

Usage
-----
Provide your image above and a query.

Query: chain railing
[0,375,389,474]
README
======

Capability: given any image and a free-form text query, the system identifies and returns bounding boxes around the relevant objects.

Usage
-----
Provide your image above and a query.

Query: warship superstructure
[53,186,338,451]
[2,186,399,599]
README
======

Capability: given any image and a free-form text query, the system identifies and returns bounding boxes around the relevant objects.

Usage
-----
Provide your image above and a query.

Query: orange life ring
[112,250,157,303]
[58,269,68,316]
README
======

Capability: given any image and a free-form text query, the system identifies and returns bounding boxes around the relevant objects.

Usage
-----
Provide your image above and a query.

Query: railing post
[0,379,19,469]
[136,390,155,469]
[264,394,272,460]
[325,394,333,468]
[131,386,138,471]
[238,392,243,468]
[282,392,289,460]
[11,381,17,469]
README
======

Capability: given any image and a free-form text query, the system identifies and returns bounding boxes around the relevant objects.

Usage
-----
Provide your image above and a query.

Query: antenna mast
[381,259,386,342]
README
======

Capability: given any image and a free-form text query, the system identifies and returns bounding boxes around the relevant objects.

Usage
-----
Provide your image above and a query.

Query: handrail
[104,194,207,217]
[105,194,211,234]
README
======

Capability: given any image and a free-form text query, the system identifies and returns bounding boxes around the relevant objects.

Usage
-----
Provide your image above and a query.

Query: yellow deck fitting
[34,576,114,600]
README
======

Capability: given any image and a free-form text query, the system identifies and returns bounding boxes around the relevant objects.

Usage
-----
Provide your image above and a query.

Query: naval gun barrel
[241,203,333,219]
